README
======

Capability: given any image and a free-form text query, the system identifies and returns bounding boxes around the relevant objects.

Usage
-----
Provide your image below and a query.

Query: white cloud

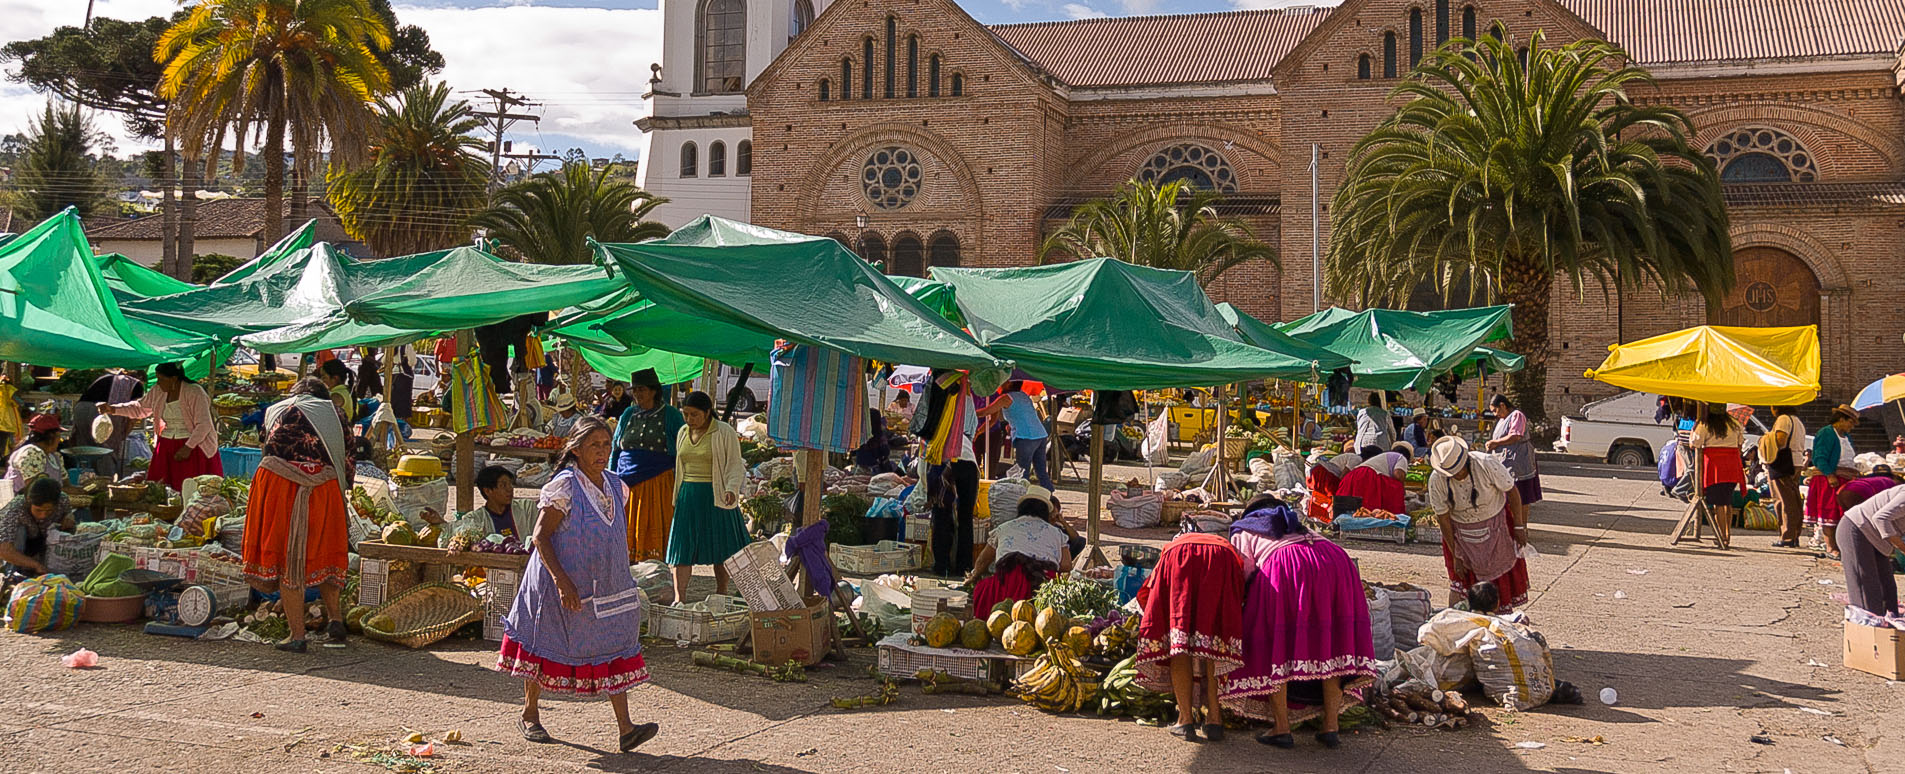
[1117,0,1158,14]
[1228,0,1346,9]
[0,1,659,159]
[1062,3,1108,19]
[1000,0,1029,11]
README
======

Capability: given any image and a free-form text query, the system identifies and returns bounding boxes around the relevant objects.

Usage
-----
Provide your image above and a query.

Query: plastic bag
[5,575,84,633]
[1367,587,1395,660]
[1383,584,1434,650]
[630,560,675,607]
[987,478,1029,522]
[1179,447,1216,479]
[1742,501,1778,531]
[1272,450,1305,491]
[1398,644,1476,692]
[1108,489,1165,529]
[1468,617,1556,710]
[42,529,104,578]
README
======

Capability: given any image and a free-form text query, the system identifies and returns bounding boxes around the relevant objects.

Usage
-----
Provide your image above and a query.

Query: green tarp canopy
[0,209,221,369]
[589,215,1005,372]
[1277,305,1515,391]
[211,220,318,285]
[1213,302,1359,372]
[1456,346,1525,379]
[344,246,627,332]
[931,259,1345,390]
[888,275,965,328]
[95,253,197,301]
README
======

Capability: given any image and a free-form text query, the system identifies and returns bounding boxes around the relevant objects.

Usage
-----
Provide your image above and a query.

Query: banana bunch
[1092,612,1142,659]
[1010,641,1100,713]
[1095,654,1177,721]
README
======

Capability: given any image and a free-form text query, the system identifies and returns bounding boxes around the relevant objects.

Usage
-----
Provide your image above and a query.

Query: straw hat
[391,454,445,479]
[1411,407,1428,418]
[1019,484,1054,507]
[1430,436,1471,476]
[551,390,577,411]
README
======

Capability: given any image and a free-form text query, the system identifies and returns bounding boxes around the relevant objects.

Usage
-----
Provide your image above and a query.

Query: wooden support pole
[799,447,826,529]
[1213,384,1228,502]
[454,331,475,512]
[1085,391,1105,552]
[1045,392,1062,487]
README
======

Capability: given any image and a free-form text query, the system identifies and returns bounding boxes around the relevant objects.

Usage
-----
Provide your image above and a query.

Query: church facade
[644,0,1905,414]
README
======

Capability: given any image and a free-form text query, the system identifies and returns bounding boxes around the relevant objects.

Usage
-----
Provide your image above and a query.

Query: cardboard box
[1056,406,1085,435]
[752,602,832,667]
[1844,621,1905,679]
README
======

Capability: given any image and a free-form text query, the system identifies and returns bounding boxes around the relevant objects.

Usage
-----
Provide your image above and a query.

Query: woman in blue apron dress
[495,417,660,752]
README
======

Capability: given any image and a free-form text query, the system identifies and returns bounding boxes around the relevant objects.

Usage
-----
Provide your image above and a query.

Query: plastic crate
[358,557,420,607]
[1335,522,1408,545]
[219,447,262,480]
[902,515,932,543]
[481,569,523,641]
[875,632,1017,683]
[1411,526,1442,546]
[724,540,802,612]
[829,541,925,576]
[650,594,751,644]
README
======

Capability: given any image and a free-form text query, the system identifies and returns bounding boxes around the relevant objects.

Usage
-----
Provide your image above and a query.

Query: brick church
[640,0,1905,415]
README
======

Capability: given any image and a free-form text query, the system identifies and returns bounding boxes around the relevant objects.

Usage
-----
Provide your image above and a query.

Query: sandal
[619,722,659,752]
[1167,723,1199,741]
[521,719,552,743]
[1257,732,1295,749]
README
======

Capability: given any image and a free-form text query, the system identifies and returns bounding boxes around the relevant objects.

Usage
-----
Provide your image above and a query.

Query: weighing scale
[120,569,219,636]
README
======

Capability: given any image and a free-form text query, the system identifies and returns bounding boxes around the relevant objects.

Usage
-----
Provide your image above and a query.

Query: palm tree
[325,82,487,256]
[156,0,392,244]
[471,162,671,265]
[1326,31,1732,421]
[2,102,112,221]
[1040,178,1277,286]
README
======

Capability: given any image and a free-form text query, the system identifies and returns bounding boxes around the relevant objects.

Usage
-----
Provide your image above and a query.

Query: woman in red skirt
[101,363,222,491]
[1426,437,1530,611]
[1689,404,1746,549]
[1134,525,1249,742]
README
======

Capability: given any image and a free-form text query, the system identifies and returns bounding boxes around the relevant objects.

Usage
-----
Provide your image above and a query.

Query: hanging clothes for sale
[433,337,457,366]
[767,341,868,454]
[523,336,547,370]
[448,352,508,433]
[919,370,973,465]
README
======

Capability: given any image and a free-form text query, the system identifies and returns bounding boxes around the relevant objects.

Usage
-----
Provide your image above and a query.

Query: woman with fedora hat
[613,369,684,561]
[1427,436,1530,611]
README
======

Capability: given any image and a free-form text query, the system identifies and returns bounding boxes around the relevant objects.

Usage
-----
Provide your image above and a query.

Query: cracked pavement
[1,460,1899,773]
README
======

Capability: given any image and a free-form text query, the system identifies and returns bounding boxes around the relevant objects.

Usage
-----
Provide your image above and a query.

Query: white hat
[551,390,577,411]
[1430,436,1471,476]
[1019,484,1054,506]
[1411,407,1428,418]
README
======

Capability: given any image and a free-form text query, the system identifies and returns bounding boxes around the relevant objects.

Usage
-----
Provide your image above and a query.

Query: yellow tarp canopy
[1584,325,1821,406]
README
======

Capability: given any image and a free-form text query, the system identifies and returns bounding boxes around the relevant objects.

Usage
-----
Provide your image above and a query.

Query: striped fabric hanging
[449,353,507,434]
[767,341,868,453]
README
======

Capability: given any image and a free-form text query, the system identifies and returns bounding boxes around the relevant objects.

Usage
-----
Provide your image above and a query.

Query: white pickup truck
[1554,391,1782,468]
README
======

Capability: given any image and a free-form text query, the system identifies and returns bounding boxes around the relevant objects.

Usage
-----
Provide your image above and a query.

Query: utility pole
[469,88,545,192]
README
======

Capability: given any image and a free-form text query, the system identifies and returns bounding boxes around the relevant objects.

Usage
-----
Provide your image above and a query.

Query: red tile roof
[989,6,1333,88]
[1563,0,1905,64]
[88,197,352,243]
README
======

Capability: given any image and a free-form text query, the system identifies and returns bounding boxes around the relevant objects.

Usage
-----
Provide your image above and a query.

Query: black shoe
[275,639,308,653]
[1167,723,1199,742]
[619,722,659,752]
[1257,732,1294,748]
[317,621,348,649]
[1202,723,1225,742]
[1315,731,1341,749]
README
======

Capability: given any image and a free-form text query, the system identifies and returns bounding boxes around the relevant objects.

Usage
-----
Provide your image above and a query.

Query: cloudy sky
[1,0,1338,162]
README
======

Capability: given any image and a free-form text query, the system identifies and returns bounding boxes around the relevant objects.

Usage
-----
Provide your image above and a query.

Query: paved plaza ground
[1,459,1896,773]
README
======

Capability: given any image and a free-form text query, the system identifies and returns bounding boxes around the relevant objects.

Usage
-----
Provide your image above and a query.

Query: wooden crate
[356,540,531,571]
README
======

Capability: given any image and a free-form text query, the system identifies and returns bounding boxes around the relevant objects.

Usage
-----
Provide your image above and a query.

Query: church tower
[635,0,824,226]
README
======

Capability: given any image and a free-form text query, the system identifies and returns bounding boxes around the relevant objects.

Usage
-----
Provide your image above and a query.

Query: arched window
[1408,8,1423,66]
[736,140,752,176]
[708,140,726,177]
[889,234,925,277]
[1462,5,1476,39]
[695,0,746,94]
[818,79,830,101]
[841,59,853,99]
[1707,127,1818,182]
[791,0,814,40]
[862,38,874,100]
[906,35,919,97]
[950,72,963,96]
[1435,0,1450,44]
[929,55,941,96]
[1383,32,1398,77]
[884,17,897,99]
[679,142,698,178]
[857,232,888,267]
[928,232,961,269]
[1137,143,1237,193]
[1357,54,1371,79]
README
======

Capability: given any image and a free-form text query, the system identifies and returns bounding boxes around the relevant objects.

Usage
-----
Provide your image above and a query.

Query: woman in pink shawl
[1221,497,1379,750]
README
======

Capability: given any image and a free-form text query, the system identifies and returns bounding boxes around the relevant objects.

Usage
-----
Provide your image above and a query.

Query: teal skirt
[665,481,752,566]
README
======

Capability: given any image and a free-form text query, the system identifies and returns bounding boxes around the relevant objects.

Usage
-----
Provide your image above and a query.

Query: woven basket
[360,582,482,648]
[1159,499,1194,527]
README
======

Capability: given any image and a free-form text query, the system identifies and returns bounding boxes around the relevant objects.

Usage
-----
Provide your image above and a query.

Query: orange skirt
[627,471,677,562]
[241,463,350,589]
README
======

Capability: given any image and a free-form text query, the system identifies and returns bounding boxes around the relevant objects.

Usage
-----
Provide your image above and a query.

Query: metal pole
[1310,143,1321,315]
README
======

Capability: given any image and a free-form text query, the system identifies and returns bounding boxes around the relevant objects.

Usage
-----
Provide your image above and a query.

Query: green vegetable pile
[822,492,873,546]
[1032,576,1118,621]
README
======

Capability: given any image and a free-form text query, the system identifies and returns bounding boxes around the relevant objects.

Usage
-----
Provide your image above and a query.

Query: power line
[467,88,548,193]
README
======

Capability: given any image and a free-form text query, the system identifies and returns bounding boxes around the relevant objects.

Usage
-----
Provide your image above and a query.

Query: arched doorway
[1709,247,1820,328]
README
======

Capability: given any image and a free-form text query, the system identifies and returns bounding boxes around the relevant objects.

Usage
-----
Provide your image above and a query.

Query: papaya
[958,618,991,650]
[923,612,961,648]
[1001,621,1039,656]
[986,610,1013,639]
[365,614,396,632]
[345,605,372,634]
[1011,599,1037,624]
[1034,607,1068,641]
[991,599,1016,617]
[1063,625,1093,656]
